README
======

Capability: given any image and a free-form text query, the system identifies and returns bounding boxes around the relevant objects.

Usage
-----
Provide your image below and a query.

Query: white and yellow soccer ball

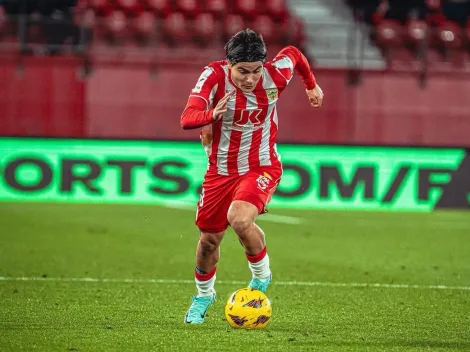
[224,288,272,329]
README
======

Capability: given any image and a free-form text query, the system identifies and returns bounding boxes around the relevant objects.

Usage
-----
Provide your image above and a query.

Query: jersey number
[233,109,264,127]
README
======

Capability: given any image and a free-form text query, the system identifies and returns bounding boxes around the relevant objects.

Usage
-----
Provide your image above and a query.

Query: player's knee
[199,233,221,254]
[227,210,253,234]
[227,201,257,234]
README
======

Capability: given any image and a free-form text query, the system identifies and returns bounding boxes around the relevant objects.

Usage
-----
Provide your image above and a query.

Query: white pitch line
[0,277,469,291]
[257,214,303,224]
[164,203,303,224]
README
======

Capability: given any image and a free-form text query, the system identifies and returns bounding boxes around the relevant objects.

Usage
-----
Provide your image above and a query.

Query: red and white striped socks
[194,266,216,297]
[246,246,271,280]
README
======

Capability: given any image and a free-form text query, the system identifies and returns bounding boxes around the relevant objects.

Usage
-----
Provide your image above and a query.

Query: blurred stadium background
[0,1,469,351]
[0,0,469,144]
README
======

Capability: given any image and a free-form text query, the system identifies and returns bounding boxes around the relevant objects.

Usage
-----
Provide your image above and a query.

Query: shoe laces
[188,296,212,315]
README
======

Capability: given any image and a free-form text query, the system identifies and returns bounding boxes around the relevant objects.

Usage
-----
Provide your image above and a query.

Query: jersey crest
[266,88,278,101]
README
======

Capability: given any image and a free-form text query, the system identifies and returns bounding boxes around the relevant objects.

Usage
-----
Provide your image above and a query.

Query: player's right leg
[184,170,236,324]
[184,230,224,324]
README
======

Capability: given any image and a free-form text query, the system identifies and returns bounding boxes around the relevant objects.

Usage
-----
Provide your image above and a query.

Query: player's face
[230,62,263,92]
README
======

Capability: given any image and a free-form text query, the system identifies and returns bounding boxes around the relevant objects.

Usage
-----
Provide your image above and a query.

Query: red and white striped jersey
[181,46,316,176]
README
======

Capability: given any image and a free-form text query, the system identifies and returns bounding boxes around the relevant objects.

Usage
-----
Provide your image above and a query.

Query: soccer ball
[224,288,272,329]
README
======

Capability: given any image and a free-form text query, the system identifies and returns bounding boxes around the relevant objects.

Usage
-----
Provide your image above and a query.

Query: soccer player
[180,29,323,324]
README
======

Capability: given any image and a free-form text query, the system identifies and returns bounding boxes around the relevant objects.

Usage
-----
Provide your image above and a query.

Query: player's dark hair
[225,29,267,65]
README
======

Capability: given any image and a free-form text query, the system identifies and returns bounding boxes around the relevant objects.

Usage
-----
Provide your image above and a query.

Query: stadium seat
[192,12,218,46]
[89,0,113,17]
[104,10,128,43]
[80,8,97,28]
[204,0,227,19]
[116,0,143,17]
[0,0,310,60]
[375,20,404,49]
[436,20,463,50]
[161,12,189,46]
[175,0,200,19]
[265,0,288,22]
[407,19,428,52]
[252,15,275,44]
[233,0,258,21]
[146,0,172,19]
[132,11,156,43]
[223,13,246,42]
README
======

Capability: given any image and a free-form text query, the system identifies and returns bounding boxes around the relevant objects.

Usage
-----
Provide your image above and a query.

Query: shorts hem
[232,192,265,214]
[195,223,229,234]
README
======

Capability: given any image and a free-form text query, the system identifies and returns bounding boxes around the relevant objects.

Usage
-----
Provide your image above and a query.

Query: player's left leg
[227,200,272,293]
[227,167,282,293]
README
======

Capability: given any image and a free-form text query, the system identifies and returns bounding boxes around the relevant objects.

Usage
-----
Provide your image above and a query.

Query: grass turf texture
[0,202,469,351]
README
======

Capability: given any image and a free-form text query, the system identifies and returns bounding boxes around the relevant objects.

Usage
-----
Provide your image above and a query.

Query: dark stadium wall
[0,58,86,137]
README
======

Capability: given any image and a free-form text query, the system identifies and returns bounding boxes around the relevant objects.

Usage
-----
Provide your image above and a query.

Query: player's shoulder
[206,60,229,75]
[266,54,294,70]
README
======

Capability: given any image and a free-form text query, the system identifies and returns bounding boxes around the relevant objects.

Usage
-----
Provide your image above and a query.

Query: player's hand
[212,91,235,121]
[306,84,324,108]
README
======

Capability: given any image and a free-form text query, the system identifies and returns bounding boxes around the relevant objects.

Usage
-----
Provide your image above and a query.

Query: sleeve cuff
[304,76,316,90]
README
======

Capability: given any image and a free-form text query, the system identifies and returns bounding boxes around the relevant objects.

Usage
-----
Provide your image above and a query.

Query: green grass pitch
[0,202,469,351]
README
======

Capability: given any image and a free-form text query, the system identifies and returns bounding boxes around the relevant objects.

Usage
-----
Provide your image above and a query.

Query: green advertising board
[0,138,469,211]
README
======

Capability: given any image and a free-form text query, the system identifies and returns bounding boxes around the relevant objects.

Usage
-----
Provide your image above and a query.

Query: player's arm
[180,67,235,130]
[180,67,218,130]
[276,46,324,108]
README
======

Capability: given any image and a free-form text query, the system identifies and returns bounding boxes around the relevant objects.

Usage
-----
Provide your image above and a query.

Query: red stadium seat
[146,0,172,18]
[89,0,113,17]
[75,0,89,12]
[132,11,156,43]
[233,0,259,20]
[161,12,189,45]
[375,20,404,48]
[204,0,227,19]
[252,15,276,44]
[407,20,428,47]
[436,21,463,50]
[116,0,143,17]
[175,0,200,19]
[105,10,128,42]
[81,8,97,28]
[223,14,246,42]
[265,0,288,23]
[192,12,217,46]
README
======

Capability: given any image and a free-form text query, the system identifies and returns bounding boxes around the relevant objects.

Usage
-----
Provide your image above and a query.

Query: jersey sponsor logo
[266,88,278,101]
[233,109,264,127]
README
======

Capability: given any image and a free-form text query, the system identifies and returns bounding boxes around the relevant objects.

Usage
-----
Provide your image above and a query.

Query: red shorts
[195,165,282,233]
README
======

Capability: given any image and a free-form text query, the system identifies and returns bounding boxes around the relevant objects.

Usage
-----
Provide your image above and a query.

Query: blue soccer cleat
[248,274,272,293]
[184,292,216,324]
